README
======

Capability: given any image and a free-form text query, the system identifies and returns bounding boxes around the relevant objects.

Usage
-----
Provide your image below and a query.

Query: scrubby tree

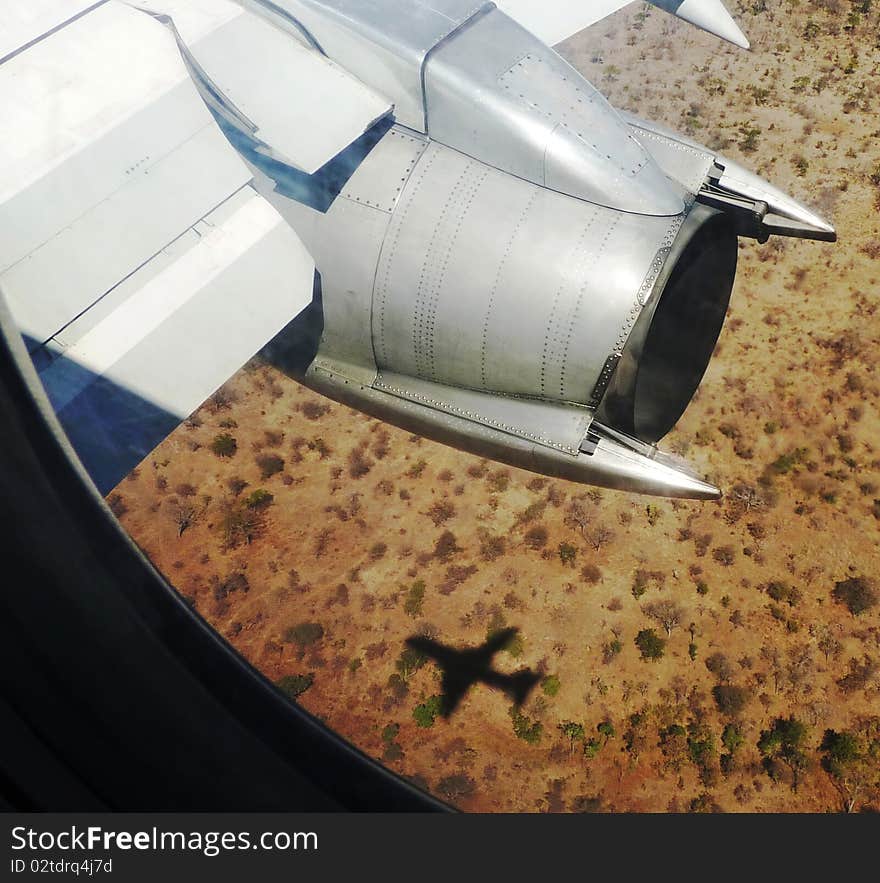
[837,655,878,695]
[284,621,324,649]
[815,624,843,663]
[712,684,751,718]
[687,722,720,787]
[644,599,686,636]
[597,720,615,743]
[705,652,734,683]
[509,706,542,744]
[635,628,665,661]
[602,637,623,664]
[542,674,561,697]
[558,721,585,755]
[832,576,877,616]
[210,432,237,458]
[622,711,651,762]
[820,729,880,813]
[758,716,810,791]
[558,542,578,566]
[721,723,745,775]
[659,723,689,772]
[404,580,425,617]
[256,452,285,479]
[413,695,443,728]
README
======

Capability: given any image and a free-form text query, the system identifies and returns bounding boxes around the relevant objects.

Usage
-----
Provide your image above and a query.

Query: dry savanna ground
[112,1,880,812]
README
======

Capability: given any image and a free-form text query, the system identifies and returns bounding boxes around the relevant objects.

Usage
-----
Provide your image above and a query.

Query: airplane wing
[0,0,388,493]
[495,0,749,50]
[405,636,453,666]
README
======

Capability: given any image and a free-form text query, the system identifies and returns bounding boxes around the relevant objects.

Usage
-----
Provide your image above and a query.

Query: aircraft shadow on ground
[405,628,541,717]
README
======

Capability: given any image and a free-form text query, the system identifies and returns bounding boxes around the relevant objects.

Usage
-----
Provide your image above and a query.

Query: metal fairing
[251,127,429,381]
[622,124,717,200]
[373,370,593,455]
[305,360,719,498]
[254,0,492,130]
[369,138,686,409]
[423,7,685,215]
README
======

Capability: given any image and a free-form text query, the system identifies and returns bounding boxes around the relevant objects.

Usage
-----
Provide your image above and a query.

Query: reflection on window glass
[3,0,878,813]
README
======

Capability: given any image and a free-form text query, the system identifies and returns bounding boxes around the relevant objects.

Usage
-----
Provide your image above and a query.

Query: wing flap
[38,187,316,493]
[0,1,318,492]
[134,0,394,173]
[0,1,253,347]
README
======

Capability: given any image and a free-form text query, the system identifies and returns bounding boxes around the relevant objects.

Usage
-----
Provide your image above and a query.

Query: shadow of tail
[507,670,542,707]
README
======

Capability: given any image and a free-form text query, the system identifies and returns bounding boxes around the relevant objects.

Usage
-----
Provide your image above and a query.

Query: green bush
[558,542,577,566]
[211,433,237,458]
[541,674,561,697]
[832,576,877,616]
[583,738,602,758]
[597,720,616,741]
[246,488,274,510]
[766,581,802,607]
[635,628,665,661]
[284,622,324,648]
[509,706,542,744]
[413,695,443,728]
[276,673,314,699]
[404,580,426,617]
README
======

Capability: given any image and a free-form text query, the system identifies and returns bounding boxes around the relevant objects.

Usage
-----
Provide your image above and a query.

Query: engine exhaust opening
[597,204,738,443]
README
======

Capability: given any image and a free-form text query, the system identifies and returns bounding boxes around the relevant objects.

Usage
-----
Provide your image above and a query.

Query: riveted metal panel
[372,139,686,406]
[247,124,428,378]
[340,127,428,214]
[623,119,716,199]
[305,361,720,498]
[374,370,592,454]
[424,8,685,215]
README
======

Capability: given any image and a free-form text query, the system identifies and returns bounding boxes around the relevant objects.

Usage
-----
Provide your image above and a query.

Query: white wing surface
[0,0,323,490]
[131,0,393,173]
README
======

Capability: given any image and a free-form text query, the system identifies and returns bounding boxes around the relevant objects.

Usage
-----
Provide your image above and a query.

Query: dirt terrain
[111,1,880,812]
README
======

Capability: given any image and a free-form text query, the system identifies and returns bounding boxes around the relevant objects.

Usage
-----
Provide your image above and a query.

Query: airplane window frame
[0,290,448,812]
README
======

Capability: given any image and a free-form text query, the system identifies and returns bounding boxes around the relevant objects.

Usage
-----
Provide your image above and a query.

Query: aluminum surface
[375,369,593,454]
[425,7,684,215]
[371,139,686,404]
[619,111,835,239]
[248,125,428,379]
[306,360,720,498]
[255,0,491,130]
[1,0,828,500]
